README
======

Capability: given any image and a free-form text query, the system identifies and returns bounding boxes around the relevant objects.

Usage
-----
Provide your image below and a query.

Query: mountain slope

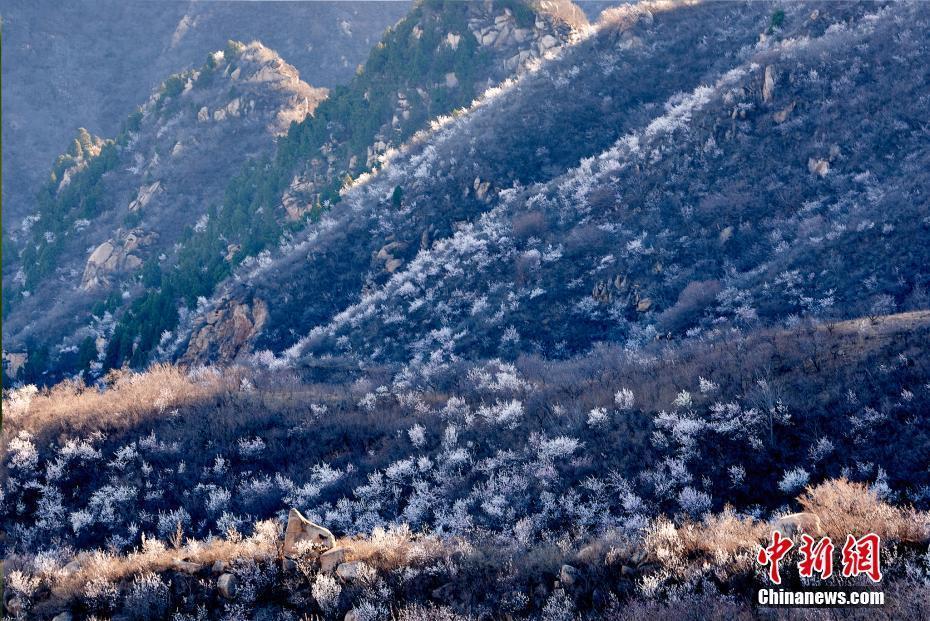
[2,42,327,378]
[2,0,589,384]
[176,0,929,375]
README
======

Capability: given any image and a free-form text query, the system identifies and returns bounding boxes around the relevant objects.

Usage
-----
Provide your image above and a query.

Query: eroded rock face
[128,180,163,212]
[182,296,268,363]
[282,508,336,556]
[81,229,157,290]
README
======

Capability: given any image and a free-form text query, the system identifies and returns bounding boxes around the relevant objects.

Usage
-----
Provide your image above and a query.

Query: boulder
[283,508,335,556]
[217,573,237,599]
[808,158,830,177]
[319,547,347,572]
[212,560,226,574]
[336,560,370,581]
[636,298,653,312]
[773,512,824,538]
[762,65,775,103]
[182,297,269,363]
[52,613,74,621]
[559,564,579,586]
[173,558,202,574]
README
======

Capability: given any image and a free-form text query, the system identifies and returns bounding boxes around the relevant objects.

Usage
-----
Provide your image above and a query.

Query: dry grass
[2,364,240,441]
[4,519,280,607]
[6,482,929,619]
[642,482,930,584]
[798,479,930,544]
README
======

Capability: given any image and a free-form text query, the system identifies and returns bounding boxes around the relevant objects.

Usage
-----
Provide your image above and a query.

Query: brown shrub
[798,479,930,544]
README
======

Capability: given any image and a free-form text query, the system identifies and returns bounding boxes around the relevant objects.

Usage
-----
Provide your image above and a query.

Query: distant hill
[0,0,411,229]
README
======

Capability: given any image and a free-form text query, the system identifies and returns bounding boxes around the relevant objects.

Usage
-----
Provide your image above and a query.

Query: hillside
[2,0,589,385]
[3,1,930,620]
[2,42,327,378]
[0,0,411,229]
[3,312,929,618]
[176,0,929,374]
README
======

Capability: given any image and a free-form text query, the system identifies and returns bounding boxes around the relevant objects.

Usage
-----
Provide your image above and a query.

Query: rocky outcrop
[2,351,28,377]
[80,229,157,290]
[182,296,269,363]
[128,180,163,212]
[762,65,775,103]
[282,508,336,556]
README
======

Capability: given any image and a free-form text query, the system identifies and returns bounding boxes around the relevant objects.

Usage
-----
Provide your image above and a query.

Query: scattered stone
[336,560,369,581]
[808,158,830,177]
[217,573,238,599]
[319,547,347,572]
[774,512,824,538]
[559,564,579,587]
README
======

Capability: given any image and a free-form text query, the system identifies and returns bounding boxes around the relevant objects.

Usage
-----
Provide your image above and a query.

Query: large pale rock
[283,508,335,556]
[2,351,28,377]
[80,230,156,290]
[773,512,824,538]
[559,564,579,586]
[762,65,775,103]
